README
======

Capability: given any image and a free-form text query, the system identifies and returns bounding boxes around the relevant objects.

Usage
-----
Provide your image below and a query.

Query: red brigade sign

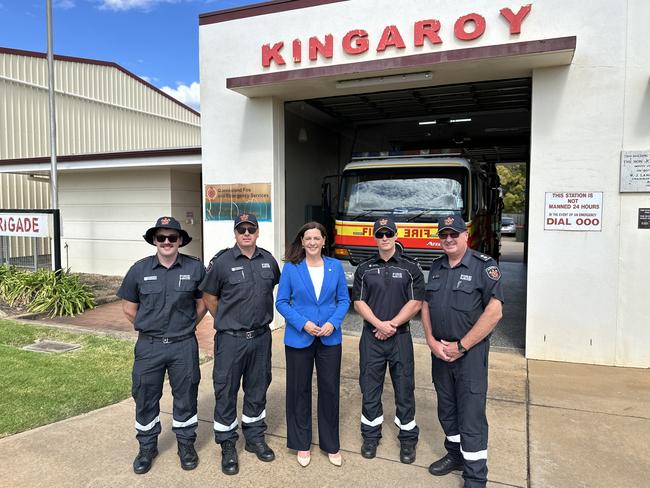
[0,213,50,238]
[262,4,532,67]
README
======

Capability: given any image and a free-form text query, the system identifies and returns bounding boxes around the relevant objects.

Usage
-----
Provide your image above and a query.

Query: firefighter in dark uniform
[351,217,425,464]
[117,216,207,475]
[421,214,504,488]
[199,213,280,475]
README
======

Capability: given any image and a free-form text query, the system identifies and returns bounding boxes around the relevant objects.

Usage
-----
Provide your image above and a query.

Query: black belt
[218,327,269,340]
[139,332,195,344]
[365,323,410,335]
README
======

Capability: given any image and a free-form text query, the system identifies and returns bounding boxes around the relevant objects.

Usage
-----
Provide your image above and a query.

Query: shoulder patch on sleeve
[485,265,501,281]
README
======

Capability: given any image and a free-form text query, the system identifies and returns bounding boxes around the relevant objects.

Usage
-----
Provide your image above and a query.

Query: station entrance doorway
[283,77,530,350]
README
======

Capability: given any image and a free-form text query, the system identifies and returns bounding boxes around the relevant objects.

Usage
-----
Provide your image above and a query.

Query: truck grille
[347,246,443,270]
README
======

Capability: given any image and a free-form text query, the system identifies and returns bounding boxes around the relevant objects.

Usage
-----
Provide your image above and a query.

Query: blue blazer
[276,256,350,348]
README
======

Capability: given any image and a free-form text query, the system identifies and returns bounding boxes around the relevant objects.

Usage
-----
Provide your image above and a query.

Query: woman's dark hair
[284,221,328,264]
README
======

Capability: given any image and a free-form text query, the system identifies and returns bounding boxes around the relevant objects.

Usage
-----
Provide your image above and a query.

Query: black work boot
[400,443,416,464]
[221,440,239,475]
[360,438,378,459]
[178,442,199,470]
[245,439,275,462]
[133,446,158,474]
[428,453,463,476]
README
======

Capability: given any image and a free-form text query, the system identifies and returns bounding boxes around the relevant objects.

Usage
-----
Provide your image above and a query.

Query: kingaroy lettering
[262,5,532,67]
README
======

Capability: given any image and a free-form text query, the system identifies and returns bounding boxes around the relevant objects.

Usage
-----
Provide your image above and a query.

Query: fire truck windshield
[339,167,467,222]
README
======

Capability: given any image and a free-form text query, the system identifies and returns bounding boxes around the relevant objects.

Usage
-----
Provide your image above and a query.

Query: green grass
[0,320,134,438]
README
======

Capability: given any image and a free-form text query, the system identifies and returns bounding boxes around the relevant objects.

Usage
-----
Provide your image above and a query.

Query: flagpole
[46,0,58,209]
[46,0,61,270]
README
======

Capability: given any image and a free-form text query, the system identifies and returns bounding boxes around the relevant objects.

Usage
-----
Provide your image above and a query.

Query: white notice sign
[620,150,650,192]
[0,213,51,237]
[544,192,602,231]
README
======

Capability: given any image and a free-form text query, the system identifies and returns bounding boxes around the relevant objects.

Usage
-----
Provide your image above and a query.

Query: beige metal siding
[0,51,200,160]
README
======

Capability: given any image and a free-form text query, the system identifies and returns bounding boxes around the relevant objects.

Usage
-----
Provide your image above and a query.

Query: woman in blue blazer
[276,221,350,467]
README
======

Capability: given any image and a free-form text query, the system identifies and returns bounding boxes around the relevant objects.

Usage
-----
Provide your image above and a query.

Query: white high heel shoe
[297,451,311,467]
[328,451,342,467]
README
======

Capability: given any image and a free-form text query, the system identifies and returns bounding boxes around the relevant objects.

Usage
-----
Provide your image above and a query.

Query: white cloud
[99,0,179,11]
[139,75,159,84]
[161,82,200,111]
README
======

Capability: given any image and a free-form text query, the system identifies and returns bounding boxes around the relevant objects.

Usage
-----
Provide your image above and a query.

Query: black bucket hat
[143,216,191,247]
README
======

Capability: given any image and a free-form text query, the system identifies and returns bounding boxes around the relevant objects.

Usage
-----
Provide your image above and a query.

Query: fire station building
[198,0,650,367]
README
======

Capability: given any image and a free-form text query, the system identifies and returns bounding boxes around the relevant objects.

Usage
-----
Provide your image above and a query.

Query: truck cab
[325,155,501,284]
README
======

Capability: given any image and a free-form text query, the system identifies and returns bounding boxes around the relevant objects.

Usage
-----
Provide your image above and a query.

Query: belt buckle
[162,337,170,344]
[245,331,254,340]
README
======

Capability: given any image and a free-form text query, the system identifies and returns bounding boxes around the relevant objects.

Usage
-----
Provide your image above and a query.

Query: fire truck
[322,154,502,284]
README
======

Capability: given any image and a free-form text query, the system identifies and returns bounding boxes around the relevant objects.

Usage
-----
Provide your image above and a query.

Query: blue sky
[0,0,259,110]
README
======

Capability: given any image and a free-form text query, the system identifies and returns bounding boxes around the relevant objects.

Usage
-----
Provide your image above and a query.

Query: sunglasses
[236,225,258,235]
[438,231,460,240]
[375,230,395,239]
[155,234,179,243]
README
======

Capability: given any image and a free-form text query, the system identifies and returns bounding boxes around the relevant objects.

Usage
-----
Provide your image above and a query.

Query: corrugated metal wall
[0,51,201,160]
[0,49,201,265]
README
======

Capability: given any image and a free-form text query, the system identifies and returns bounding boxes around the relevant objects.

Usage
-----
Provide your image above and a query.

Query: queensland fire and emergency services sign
[0,213,50,237]
[544,192,603,231]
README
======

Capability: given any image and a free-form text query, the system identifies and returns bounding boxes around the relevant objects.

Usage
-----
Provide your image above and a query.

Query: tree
[497,164,526,214]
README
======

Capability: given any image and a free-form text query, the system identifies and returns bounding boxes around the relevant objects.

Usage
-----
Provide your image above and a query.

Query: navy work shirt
[351,251,425,324]
[425,249,504,341]
[199,246,280,332]
[117,253,205,337]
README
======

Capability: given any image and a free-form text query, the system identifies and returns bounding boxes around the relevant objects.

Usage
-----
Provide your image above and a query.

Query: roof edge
[199,0,347,25]
[0,46,200,117]
[0,147,202,167]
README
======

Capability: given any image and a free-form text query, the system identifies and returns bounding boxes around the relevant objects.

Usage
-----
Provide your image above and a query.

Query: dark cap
[143,216,191,247]
[437,214,467,234]
[373,216,397,235]
[234,212,258,229]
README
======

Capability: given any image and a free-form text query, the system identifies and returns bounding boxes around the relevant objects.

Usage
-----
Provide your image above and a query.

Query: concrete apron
[0,330,648,487]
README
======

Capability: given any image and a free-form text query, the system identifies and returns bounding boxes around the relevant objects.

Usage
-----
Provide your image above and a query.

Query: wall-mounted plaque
[620,151,650,192]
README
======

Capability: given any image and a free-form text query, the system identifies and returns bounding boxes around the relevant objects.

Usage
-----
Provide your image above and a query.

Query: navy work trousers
[359,326,419,446]
[212,328,272,444]
[432,339,490,488]
[131,335,200,448]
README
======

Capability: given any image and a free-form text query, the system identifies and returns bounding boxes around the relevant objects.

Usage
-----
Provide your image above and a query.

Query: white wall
[615,0,650,368]
[59,167,201,276]
[200,0,650,366]
[525,0,650,366]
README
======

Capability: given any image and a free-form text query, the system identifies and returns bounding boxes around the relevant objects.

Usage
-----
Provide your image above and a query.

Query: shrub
[0,265,95,317]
